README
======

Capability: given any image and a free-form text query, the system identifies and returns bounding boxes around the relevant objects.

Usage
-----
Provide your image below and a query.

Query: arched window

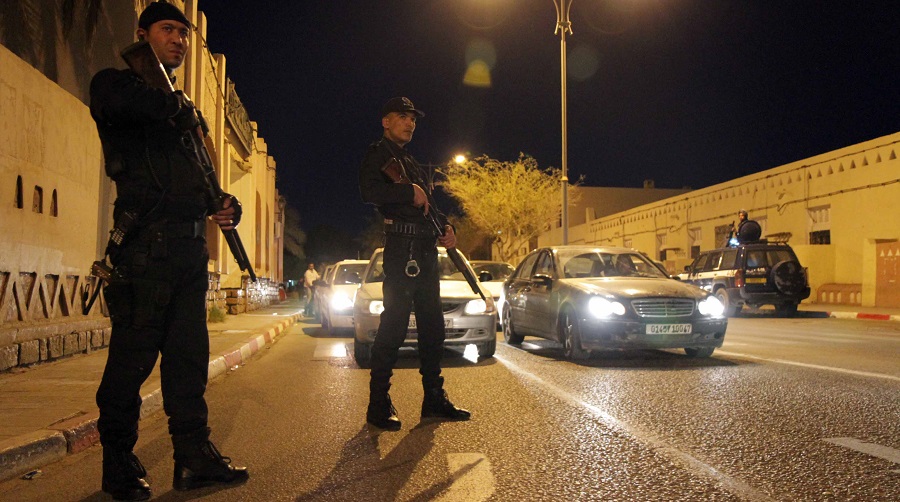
[33,186,43,213]
[50,189,58,217]
[15,176,23,209]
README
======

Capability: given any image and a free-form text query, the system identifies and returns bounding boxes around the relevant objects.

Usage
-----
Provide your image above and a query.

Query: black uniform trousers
[96,227,211,444]
[369,232,446,397]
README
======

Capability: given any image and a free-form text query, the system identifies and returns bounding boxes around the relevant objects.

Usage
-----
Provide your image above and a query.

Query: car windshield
[332,263,367,285]
[557,250,668,279]
[364,251,468,283]
[471,262,514,281]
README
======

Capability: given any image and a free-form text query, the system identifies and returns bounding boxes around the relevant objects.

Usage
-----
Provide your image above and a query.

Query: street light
[553,0,573,244]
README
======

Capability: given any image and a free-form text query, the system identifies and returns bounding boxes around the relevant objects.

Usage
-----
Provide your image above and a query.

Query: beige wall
[534,132,900,307]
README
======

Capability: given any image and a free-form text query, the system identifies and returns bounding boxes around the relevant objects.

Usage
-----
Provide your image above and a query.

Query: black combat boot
[366,393,402,430]
[422,380,471,421]
[171,427,249,491]
[101,435,151,501]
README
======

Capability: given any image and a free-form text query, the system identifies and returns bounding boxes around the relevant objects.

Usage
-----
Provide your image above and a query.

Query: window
[688,227,701,259]
[808,205,831,245]
[32,186,43,213]
[15,176,24,209]
[514,253,539,280]
[534,251,555,278]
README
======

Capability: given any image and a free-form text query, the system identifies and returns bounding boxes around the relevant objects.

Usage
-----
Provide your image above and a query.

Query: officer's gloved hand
[170,90,200,131]
[210,193,242,230]
[225,194,243,227]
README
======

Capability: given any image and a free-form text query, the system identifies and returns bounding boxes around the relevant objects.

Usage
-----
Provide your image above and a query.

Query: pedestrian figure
[358,97,471,430]
[89,1,248,499]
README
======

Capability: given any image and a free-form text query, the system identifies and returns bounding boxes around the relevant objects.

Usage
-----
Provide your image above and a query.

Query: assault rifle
[120,40,256,282]
[381,158,487,302]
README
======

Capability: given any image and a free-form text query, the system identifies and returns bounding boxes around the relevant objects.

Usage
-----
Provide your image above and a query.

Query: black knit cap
[138,1,190,30]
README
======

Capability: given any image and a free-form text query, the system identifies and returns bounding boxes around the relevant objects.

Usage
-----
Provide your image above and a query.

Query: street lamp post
[553,0,573,245]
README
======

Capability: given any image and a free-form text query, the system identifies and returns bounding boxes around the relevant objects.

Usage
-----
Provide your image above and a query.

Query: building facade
[537,132,900,308]
[0,0,285,371]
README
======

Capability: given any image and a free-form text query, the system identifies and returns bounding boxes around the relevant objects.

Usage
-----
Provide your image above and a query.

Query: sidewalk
[0,298,305,483]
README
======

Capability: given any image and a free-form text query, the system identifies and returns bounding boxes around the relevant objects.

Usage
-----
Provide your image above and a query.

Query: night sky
[195,1,899,237]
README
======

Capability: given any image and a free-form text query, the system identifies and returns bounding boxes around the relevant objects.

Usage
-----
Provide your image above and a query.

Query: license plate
[746,277,767,284]
[408,318,452,329]
[646,324,692,335]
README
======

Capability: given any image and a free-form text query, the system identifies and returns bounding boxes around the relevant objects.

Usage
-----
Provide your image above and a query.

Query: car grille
[631,298,695,317]
[411,302,461,314]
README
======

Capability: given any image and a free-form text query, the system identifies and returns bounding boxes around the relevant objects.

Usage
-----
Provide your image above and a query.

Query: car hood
[561,277,707,299]
[358,280,484,301]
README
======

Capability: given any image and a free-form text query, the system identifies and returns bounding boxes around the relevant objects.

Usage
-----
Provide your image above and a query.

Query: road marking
[497,355,774,502]
[431,453,495,502]
[716,350,900,382]
[823,437,900,472]
[313,340,347,359]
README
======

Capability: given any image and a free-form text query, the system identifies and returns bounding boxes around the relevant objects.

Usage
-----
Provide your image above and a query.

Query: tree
[439,154,579,263]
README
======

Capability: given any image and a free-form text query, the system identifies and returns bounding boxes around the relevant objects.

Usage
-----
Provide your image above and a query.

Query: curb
[826,311,900,322]
[0,312,300,483]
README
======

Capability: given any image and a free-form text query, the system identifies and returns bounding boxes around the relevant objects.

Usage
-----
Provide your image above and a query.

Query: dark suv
[680,241,810,316]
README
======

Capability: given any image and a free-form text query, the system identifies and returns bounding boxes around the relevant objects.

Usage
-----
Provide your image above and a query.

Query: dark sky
[195,1,899,237]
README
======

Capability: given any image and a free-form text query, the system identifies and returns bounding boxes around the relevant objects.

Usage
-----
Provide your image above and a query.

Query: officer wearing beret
[89,1,247,499]
[359,97,471,430]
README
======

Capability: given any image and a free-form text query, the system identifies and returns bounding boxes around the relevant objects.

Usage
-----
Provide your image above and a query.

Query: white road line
[716,350,900,382]
[496,355,774,502]
[432,453,495,502]
[823,437,900,468]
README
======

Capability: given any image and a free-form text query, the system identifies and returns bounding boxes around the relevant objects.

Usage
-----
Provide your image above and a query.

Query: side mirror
[683,265,691,273]
[478,271,493,282]
[531,273,553,288]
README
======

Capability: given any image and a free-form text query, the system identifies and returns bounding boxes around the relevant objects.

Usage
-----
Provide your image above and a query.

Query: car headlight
[698,296,725,317]
[367,300,384,315]
[588,297,625,317]
[464,299,487,315]
[331,292,354,311]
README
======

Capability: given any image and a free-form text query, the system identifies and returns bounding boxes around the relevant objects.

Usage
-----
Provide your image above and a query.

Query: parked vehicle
[469,260,515,327]
[317,259,368,333]
[353,247,498,367]
[502,246,728,359]
[680,240,810,316]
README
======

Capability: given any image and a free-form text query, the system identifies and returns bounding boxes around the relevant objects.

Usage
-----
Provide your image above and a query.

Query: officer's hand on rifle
[411,183,429,215]
[438,225,456,249]
[211,194,242,230]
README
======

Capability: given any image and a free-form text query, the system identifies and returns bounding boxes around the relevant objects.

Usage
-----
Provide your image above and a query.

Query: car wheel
[775,303,798,317]
[354,341,372,368]
[771,260,805,296]
[715,288,740,317]
[562,309,589,360]
[477,338,496,359]
[684,347,715,358]
[503,305,524,344]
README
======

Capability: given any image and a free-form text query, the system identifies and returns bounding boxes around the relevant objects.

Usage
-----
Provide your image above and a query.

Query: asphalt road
[1,317,898,501]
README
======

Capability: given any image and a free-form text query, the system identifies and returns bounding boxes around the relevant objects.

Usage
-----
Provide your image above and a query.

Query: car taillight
[734,269,745,287]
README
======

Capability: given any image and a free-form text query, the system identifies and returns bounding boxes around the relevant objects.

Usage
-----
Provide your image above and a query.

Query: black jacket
[90,68,212,224]
[359,137,447,227]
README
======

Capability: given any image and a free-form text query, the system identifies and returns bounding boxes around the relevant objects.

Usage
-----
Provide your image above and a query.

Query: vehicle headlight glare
[464,299,487,315]
[588,297,625,317]
[331,292,354,311]
[698,296,725,317]
[368,300,384,315]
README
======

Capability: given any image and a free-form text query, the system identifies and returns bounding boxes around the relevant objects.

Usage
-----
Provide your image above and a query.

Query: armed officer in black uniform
[89,2,248,499]
[359,97,471,430]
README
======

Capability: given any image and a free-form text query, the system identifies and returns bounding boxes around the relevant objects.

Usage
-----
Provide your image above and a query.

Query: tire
[562,309,589,360]
[775,303,798,317]
[771,260,805,296]
[477,338,496,358]
[684,347,715,358]
[503,305,524,344]
[354,341,372,368]
[715,288,741,317]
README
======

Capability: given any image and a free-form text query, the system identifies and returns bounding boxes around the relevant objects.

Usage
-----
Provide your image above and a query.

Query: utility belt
[384,219,436,238]
[149,219,207,240]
